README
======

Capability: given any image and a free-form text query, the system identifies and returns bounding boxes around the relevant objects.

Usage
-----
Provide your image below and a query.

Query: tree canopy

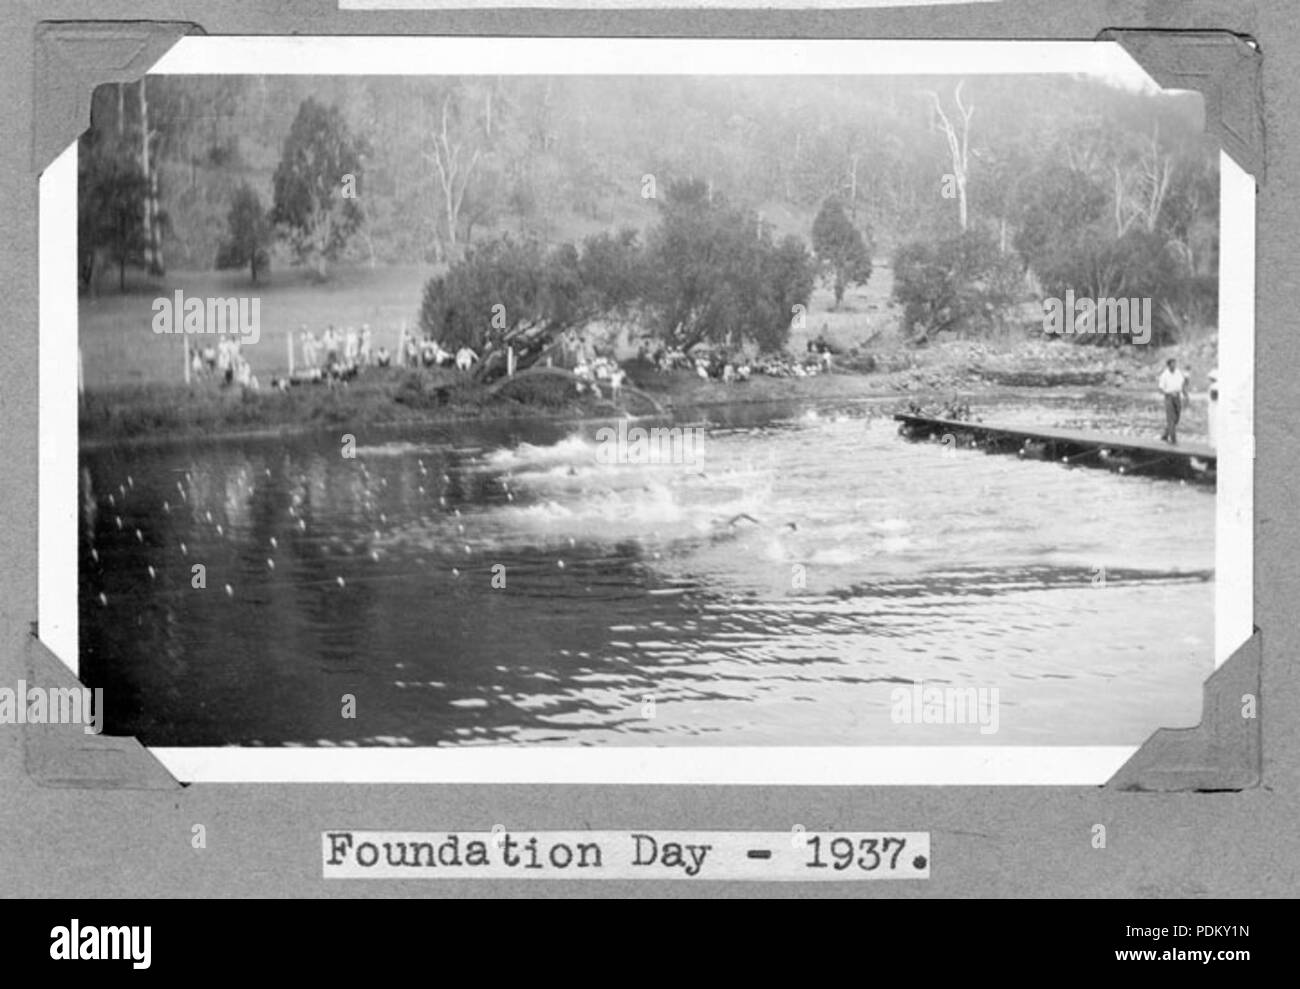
[269,97,368,278]
[215,182,272,282]
[640,179,815,354]
[811,196,873,307]
[78,133,150,292]
[78,74,1218,353]
[418,179,816,381]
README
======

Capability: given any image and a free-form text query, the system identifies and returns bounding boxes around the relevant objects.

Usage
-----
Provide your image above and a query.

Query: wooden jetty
[893,413,1216,483]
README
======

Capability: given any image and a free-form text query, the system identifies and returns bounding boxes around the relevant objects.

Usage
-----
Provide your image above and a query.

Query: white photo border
[41,36,1254,784]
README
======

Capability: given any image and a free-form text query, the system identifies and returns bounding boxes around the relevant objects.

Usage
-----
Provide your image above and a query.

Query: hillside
[84,73,1213,280]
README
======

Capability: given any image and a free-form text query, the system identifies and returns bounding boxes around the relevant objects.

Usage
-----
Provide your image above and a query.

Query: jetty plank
[893,413,1215,482]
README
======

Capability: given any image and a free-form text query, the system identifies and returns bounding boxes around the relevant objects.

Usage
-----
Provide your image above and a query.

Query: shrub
[811,196,873,307]
[1036,229,1188,346]
[892,228,1020,343]
[641,179,816,355]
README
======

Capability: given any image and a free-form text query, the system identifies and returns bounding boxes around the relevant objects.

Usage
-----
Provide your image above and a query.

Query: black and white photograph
[4,0,1297,925]
[52,38,1250,783]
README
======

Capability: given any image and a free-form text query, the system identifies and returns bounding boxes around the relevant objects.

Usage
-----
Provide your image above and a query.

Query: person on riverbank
[217,335,233,386]
[300,327,318,368]
[323,326,340,367]
[1158,357,1190,445]
[1207,368,1220,448]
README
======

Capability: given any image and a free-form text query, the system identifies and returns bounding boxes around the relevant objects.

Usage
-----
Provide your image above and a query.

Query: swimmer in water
[708,513,799,548]
[724,514,798,531]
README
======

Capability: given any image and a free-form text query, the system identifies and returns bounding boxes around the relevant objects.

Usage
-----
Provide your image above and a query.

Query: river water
[79,395,1214,748]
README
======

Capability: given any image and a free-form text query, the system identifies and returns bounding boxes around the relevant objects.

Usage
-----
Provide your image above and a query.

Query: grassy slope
[79,263,434,391]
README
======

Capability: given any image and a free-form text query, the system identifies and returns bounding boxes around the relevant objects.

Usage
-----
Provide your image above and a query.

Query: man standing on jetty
[1158,357,1190,445]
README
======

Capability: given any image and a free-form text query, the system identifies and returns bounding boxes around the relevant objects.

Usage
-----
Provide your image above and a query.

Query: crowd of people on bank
[642,344,836,383]
[198,319,843,395]
[572,355,627,399]
[185,315,1219,453]
[190,335,258,389]
[190,313,848,399]
[300,324,376,369]
[395,330,481,372]
[277,324,482,389]
[285,323,381,386]
[196,318,517,393]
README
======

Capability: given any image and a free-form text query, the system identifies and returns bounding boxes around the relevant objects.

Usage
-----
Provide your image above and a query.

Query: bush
[392,371,452,410]
[215,183,272,282]
[495,375,580,410]
[419,237,547,350]
[1013,163,1109,270]
[641,179,816,354]
[1179,273,1218,329]
[1036,229,1189,346]
[418,230,647,382]
[892,228,1020,343]
[811,196,873,307]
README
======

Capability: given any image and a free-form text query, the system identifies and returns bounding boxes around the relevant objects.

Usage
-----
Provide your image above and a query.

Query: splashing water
[80,397,1213,748]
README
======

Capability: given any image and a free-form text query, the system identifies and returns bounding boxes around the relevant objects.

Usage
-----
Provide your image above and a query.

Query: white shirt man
[1207,368,1219,449]
[1158,359,1190,444]
[300,328,318,368]
[1158,363,1187,396]
[455,347,479,372]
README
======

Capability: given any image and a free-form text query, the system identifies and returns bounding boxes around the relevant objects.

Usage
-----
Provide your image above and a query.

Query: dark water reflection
[80,395,1214,747]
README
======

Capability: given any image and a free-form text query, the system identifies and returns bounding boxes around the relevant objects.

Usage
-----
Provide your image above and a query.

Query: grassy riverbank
[78,367,577,447]
[78,363,901,447]
[78,261,1218,447]
[78,340,1216,448]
